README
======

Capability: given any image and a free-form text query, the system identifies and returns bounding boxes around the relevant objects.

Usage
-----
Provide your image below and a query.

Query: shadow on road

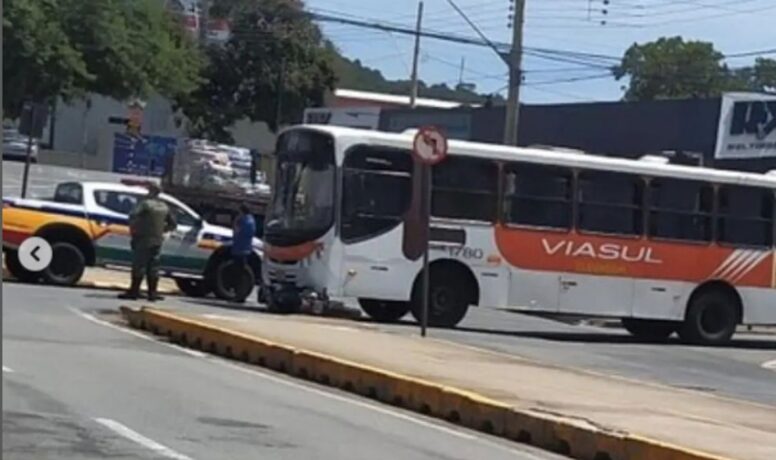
[451,325,776,350]
[179,298,264,312]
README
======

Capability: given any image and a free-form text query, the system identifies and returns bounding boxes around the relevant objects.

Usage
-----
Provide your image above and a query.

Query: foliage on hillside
[330,51,499,105]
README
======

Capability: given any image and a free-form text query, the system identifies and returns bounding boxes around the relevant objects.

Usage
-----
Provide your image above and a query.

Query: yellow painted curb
[121,306,732,460]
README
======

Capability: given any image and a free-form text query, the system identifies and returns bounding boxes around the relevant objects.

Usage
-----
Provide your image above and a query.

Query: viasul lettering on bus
[542,239,663,264]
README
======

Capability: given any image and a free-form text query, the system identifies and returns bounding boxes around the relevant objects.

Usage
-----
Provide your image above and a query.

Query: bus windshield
[265,130,335,245]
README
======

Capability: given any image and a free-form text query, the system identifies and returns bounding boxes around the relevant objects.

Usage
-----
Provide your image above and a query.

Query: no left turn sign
[412,126,448,165]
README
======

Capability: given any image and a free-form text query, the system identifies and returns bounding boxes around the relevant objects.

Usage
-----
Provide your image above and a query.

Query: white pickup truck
[2,180,263,300]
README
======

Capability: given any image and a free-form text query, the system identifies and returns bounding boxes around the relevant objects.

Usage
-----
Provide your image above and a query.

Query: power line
[524,73,612,86]
[309,9,625,65]
[724,48,776,58]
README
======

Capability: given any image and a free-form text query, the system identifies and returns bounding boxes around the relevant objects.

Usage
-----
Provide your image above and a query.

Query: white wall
[48,94,276,173]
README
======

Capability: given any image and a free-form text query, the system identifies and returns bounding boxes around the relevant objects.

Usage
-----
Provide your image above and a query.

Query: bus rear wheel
[410,266,472,328]
[358,299,410,323]
[679,289,739,345]
[621,318,678,341]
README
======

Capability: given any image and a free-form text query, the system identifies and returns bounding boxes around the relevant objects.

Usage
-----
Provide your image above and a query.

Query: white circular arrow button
[18,237,52,272]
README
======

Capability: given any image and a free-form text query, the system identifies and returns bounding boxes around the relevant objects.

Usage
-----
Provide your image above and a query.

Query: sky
[305,0,776,104]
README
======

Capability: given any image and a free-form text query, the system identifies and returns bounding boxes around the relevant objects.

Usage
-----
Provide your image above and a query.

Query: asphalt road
[3,161,774,405]
[135,289,776,407]
[2,283,563,460]
[3,161,152,199]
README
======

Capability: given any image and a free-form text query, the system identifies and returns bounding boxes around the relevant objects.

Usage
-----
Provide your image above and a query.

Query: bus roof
[293,124,776,189]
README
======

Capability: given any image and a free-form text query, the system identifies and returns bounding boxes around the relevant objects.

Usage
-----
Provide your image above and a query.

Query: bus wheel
[679,290,739,345]
[358,299,410,323]
[410,267,472,328]
[621,318,678,341]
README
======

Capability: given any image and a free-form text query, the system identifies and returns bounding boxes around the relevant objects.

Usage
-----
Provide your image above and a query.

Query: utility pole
[409,1,424,108]
[504,0,526,146]
[199,0,210,45]
[458,57,465,86]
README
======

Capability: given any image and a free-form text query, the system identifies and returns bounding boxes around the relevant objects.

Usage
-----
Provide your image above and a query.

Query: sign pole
[420,163,431,337]
[412,126,448,338]
[19,102,49,198]
[21,132,34,198]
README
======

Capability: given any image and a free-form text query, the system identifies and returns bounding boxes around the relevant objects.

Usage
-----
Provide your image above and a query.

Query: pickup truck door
[160,200,211,276]
[89,190,142,266]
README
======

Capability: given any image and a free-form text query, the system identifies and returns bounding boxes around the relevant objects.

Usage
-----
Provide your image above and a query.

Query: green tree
[177,0,336,141]
[3,0,90,118]
[612,37,744,101]
[3,0,203,119]
[734,57,776,93]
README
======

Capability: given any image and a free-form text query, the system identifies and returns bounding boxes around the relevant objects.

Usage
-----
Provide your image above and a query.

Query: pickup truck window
[94,190,141,215]
[54,183,84,205]
[165,202,199,227]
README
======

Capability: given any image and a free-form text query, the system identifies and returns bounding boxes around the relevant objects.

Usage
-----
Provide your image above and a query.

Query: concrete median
[119,306,774,460]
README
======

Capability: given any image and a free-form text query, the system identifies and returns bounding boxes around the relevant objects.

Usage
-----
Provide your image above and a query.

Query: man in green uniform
[118,182,176,301]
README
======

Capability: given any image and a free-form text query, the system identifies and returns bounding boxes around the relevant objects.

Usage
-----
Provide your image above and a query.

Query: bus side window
[432,156,498,222]
[717,185,774,247]
[341,146,412,242]
[577,171,643,236]
[648,178,713,242]
[502,163,572,229]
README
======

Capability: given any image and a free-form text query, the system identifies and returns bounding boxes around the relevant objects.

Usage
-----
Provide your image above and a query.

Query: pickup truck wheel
[4,250,41,283]
[41,242,85,286]
[359,299,410,322]
[174,278,211,297]
[213,259,254,302]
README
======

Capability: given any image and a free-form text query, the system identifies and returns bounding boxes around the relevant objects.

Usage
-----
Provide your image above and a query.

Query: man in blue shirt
[230,205,256,302]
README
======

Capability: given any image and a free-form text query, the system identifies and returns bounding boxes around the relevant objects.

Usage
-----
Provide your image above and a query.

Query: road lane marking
[215,360,548,458]
[3,366,14,373]
[763,360,776,371]
[95,418,193,460]
[79,308,544,458]
[216,359,475,440]
[69,308,207,358]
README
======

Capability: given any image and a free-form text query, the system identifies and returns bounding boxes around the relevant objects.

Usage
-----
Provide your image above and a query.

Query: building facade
[380,97,776,173]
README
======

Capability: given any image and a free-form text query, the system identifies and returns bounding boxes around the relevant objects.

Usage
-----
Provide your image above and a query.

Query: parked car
[2,181,263,301]
[3,125,38,162]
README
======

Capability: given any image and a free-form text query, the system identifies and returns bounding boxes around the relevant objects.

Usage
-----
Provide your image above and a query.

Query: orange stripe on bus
[494,225,772,288]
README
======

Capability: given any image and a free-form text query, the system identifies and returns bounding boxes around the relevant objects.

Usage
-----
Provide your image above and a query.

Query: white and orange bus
[262,125,776,344]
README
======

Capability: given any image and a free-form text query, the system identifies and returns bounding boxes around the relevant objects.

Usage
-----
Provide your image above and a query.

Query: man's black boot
[118,277,142,300]
[147,277,164,302]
